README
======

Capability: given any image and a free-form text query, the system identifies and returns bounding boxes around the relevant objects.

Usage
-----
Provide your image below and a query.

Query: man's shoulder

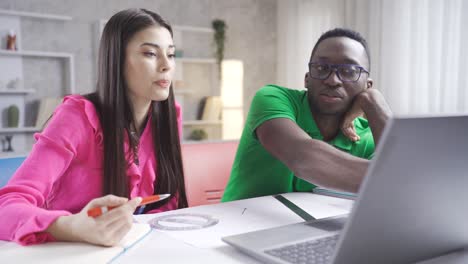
[249,84,307,117]
[252,85,306,110]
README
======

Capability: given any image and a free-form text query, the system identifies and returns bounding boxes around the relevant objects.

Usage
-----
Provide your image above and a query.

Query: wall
[276,0,468,115]
[276,0,345,90]
[0,0,277,126]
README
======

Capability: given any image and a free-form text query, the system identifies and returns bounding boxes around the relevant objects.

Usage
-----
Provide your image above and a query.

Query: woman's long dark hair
[86,8,187,209]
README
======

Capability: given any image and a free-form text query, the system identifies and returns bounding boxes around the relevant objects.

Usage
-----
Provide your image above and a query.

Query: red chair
[181,140,238,207]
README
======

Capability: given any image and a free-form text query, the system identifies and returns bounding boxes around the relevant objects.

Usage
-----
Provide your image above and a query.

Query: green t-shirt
[222,84,375,202]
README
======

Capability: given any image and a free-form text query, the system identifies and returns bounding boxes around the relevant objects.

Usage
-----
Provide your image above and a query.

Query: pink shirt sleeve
[0,97,92,245]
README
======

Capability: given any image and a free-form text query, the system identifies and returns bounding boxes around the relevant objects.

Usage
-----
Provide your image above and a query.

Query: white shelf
[0,152,29,158]
[0,127,41,133]
[183,120,222,126]
[0,9,72,21]
[0,89,35,94]
[174,89,193,95]
[0,49,75,94]
[173,25,213,33]
[0,49,73,58]
[176,58,216,64]
[99,21,212,34]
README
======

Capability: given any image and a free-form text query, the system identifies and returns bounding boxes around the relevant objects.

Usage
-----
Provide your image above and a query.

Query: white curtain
[277,0,468,114]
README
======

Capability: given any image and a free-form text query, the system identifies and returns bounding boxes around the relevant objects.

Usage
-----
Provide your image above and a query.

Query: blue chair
[0,156,26,188]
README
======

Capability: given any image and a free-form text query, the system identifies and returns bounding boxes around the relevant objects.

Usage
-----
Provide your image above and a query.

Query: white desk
[114,193,468,264]
[1,193,466,263]
[115,192,352,263]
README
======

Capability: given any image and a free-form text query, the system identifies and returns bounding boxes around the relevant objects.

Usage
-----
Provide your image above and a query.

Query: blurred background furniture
[181,140,238,207]
[0,155,25,187]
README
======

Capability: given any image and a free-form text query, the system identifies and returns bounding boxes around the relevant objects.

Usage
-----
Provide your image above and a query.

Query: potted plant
[212,19,227,79]
[189,129,208,141]
[7,105,19,128]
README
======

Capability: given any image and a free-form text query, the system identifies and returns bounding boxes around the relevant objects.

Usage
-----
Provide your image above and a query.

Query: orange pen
[87,194,171,217]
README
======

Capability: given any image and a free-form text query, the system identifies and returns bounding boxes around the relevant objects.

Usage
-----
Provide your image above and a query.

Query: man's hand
[341,95,366,142]
[341,89,392,146]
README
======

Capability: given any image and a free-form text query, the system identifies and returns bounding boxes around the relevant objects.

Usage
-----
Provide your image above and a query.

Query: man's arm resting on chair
[256,118,369,193]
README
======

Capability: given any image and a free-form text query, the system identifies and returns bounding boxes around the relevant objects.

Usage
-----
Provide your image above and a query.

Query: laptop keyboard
[264,234,339,264]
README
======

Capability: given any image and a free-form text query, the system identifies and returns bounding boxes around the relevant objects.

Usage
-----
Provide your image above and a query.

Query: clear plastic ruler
[149,213,219,231]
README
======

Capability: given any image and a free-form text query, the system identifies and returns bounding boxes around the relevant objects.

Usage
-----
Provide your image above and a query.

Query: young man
[222,28,392,202]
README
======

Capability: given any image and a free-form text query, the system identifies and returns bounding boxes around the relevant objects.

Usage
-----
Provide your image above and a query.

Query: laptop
[222,115,468,264]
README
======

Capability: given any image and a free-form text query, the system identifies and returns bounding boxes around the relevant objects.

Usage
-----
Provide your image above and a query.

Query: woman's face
[124,25,175,107]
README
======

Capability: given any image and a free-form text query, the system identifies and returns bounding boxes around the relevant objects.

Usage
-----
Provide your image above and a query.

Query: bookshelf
[171,26,222,140]
[0,49,75,94]
[0,9,73,156]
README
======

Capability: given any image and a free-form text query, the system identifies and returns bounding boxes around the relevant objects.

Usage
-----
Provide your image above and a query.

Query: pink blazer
[0,95,183,245]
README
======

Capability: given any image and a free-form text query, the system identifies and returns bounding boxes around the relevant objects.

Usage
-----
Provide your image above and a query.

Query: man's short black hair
[310,28,371,71]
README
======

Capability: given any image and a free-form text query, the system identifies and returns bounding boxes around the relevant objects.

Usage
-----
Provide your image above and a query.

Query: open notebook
[0,223,151,264]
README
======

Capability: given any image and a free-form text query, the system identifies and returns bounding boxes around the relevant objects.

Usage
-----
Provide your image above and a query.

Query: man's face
[305,37,371,115]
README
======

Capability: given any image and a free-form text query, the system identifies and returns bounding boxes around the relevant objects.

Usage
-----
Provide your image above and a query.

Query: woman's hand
[47,195,141,247]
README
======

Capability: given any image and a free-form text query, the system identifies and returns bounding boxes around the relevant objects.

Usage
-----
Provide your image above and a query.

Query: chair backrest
[181,140,238,207]
[0,156,26,188]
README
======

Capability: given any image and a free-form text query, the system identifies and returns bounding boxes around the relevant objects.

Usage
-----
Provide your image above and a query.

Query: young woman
[0,8,187,246]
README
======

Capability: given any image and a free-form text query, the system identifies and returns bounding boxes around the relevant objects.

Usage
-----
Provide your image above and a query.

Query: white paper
[135,193,353,249]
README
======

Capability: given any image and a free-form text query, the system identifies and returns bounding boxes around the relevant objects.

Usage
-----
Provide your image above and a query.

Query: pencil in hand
[87,194,171,217]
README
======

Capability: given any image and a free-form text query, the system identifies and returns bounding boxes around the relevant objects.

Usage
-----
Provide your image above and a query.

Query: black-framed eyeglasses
[308,62,369,82]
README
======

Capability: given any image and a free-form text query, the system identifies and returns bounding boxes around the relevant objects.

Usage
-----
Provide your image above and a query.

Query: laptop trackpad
[306,215,347,232]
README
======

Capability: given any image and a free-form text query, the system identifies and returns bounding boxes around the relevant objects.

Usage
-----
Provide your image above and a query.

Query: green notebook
[312,187,357,200]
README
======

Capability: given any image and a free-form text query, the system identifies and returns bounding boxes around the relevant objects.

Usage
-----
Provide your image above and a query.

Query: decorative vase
[7,105,19,128]
[6,30,17,51]
[4,135,13,152]
[1,137,6,152]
